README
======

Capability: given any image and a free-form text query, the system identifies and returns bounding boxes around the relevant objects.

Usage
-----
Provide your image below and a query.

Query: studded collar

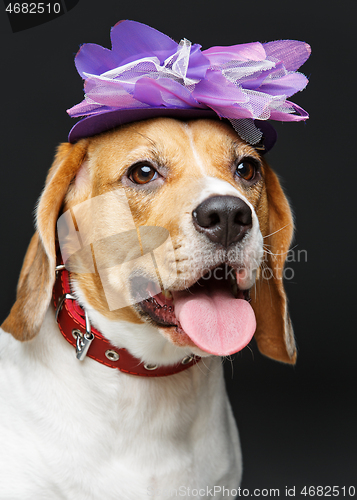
[53,266,200,377]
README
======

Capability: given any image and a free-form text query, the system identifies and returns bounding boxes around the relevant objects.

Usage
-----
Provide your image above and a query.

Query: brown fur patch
[250,162,295,363]
[2,140,88,340]
[3,118,295,363]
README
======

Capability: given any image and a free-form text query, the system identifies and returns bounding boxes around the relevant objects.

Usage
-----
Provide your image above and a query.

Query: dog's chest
[0,311,241,500]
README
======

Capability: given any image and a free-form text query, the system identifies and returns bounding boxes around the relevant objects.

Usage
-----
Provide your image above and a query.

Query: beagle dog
[0,117,295,499]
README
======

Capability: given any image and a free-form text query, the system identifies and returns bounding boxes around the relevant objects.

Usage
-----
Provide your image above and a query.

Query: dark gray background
[1,0,356,495]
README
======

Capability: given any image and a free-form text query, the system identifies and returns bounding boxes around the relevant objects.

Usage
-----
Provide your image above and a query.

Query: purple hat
[67,20,310,152]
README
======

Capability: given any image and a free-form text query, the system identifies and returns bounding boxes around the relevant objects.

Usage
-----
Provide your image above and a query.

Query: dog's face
[2,118,296,364]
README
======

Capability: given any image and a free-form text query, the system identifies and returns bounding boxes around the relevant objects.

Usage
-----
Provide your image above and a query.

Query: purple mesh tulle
[67,20,310,146]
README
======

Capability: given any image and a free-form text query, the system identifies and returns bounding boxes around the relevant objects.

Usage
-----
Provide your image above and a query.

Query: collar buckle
[73,329,95,361]
[53,261,201,376]
[55,264,94,361]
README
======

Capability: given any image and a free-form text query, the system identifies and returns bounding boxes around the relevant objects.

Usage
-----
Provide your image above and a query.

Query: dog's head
[2,118,296,364]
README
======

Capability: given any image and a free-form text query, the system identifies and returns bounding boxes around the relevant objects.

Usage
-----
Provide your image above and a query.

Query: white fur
[0,304,242,499]
[177,176,263,291]
[183,124,208,176]
[0,125,266,498]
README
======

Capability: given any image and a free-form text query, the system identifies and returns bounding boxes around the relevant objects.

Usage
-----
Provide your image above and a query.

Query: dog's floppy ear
[1,140,88,341]
[251,162,296,364]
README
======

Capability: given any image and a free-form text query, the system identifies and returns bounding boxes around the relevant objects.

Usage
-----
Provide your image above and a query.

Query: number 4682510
[300,486,356,497]
[5,3,62,14]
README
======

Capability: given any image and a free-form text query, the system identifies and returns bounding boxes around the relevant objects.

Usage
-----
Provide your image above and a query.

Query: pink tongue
[172,281,256,356]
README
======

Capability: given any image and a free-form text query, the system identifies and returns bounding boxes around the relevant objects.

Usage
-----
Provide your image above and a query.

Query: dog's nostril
[203,212,220,228]
[193,207,221,229]
[192,195,252,247]
[234,208,252,227]
[209,213,221,227]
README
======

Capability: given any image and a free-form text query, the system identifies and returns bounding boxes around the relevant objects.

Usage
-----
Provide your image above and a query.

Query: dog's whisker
[262,243,293,257]
[223,355,235,379]
[263,224,290,239]
[246,344,254,361]
[262,246,275,256]
[196,357,214,375]
[134,131,157,148]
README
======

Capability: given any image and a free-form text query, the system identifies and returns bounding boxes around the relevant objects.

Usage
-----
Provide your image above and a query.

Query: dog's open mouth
[131,265,256,356]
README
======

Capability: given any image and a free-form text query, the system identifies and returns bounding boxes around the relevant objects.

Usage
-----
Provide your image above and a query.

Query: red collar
[53,267,200,377]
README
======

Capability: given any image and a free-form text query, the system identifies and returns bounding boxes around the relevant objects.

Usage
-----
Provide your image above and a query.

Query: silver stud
[144,363,158,371]
[105,350,120,362]
[181,355,194,365]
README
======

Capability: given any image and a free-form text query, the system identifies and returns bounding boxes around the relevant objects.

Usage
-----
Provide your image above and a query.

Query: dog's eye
[236,161,257,181]
[129,163,158,184]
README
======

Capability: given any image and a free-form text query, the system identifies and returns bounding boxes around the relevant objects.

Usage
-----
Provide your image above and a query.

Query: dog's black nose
[192,195,252,247]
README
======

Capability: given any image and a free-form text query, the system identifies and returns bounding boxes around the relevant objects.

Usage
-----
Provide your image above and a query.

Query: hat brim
[68,107,277,153]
